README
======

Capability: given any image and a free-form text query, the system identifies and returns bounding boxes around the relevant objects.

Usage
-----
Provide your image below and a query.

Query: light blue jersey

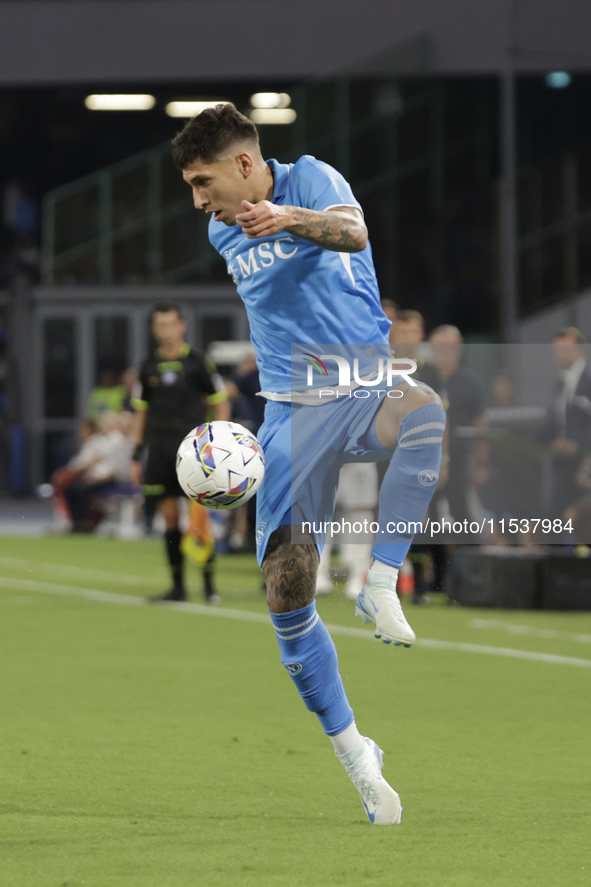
[208,155,391,393]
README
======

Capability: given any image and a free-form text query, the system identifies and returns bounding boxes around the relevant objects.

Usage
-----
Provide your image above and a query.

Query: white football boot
[355,566,416,646]
[338,736,403,825]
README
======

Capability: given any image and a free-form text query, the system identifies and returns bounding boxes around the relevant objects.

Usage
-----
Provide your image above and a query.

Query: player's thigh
[373,381,442,450]
[144,437,184,498]
[158,496,180,529]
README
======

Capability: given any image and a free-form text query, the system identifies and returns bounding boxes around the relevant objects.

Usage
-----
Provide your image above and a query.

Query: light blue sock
[371,402,446,568]
[270,602,354,736]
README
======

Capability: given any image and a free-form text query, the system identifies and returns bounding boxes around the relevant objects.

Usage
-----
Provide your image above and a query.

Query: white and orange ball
[176,421,265,510]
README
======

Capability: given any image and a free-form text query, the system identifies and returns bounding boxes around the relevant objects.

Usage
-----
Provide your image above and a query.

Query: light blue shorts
[255,389,397,565]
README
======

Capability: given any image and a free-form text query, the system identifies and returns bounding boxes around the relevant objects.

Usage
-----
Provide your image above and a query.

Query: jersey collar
[266,158,291,204]
[156,342,190,359]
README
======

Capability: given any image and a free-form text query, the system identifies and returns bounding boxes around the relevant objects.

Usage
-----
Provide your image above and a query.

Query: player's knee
[403,382,443,414]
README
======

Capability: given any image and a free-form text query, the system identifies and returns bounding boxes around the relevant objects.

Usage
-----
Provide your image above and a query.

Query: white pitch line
[470,617,591,645]
[0,555,165,588]
[1,575,591,670]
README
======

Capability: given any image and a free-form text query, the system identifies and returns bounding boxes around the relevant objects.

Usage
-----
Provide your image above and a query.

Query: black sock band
[203,550,216,597]
[165,529,184,588]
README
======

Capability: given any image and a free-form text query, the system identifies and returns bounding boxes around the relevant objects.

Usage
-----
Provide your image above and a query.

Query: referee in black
[131,301,230,603]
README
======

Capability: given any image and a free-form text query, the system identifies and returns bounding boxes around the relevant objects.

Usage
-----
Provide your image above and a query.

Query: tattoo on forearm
[263,525,318,613]
[289,208,366,252]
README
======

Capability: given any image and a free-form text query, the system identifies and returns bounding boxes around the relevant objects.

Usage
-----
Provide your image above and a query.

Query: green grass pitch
[0,535,590,886]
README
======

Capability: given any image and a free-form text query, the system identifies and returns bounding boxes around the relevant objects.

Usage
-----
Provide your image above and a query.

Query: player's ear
[235,151,255,179]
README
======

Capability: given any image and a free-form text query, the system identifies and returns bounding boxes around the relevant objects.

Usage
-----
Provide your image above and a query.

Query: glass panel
[53,250,100,285]
[539,159,564,228]
[305,82,336,143]
[162,152,189,207]
[112,164,150,231]
[113,230,150,283]
[258,122,294,164]
[54,186,100,254]
[519,169,541,237]
[520,237,566,314]
[576,145,591,214]
[350,120,392,187]
[398,103,431,165]
[44,318,76,418]
[161,208,200,275]
[577,222,591,290]
[94,316,129,380]
[540,236,566,302]
[399,170,432,226]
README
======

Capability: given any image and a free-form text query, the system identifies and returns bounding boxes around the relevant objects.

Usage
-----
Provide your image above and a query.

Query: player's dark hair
[152,301,184,320]
[171,103,259,168]
[397,309,424,328]
[553,326,587,345]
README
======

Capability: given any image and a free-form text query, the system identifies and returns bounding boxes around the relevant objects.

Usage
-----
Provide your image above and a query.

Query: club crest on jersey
[255,522,268,545]
[418,469,438,486]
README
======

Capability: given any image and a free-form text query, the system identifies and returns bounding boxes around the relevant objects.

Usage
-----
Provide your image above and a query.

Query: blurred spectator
[429,325,486,523]
[86,369,126,421]
[391,309,442,390]
[1,182,40,287]
[120,367,139,413]
[51,419,100,531]
[54,412,134,532]
[540,327,591,520]
[380,298,398,323]
[490,370,515,408]
[225,378,257,432]
[380,298,398,347]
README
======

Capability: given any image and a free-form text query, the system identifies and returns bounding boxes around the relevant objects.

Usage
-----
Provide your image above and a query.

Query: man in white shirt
[545,328,591,519]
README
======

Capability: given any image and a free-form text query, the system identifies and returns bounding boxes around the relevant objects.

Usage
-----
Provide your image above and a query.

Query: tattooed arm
[235,200,368,253]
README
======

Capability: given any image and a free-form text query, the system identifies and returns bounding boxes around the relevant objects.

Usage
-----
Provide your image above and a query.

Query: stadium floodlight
[165,100,230,118]
[250,92,291,109]
[249,108,297,125]
[545,71,572,88]
[84,94,156,111]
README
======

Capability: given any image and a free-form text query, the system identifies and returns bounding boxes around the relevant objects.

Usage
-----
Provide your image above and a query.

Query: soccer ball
[176,421,265,510]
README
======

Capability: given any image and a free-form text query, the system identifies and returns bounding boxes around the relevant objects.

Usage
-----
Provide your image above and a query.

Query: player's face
[152,310,186,347]
[182,152,254,225]
[430,334,462,375]
[553,336,583,369]
[394,320,424,345]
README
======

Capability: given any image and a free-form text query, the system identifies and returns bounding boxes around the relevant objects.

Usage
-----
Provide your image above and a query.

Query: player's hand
[130,460,144,487]
[235,200,292,239]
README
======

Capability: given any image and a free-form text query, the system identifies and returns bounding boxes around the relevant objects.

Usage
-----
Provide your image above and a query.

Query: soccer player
[131,301,230,603]
[171,106,445,824]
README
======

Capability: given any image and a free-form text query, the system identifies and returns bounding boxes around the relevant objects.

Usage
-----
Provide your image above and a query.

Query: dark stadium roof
[0,0,590,86]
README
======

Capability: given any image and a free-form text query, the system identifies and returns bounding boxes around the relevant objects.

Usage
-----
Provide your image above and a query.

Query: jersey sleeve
[292,155,362,213]
[191,354,228,406]
[132,362,151,411]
